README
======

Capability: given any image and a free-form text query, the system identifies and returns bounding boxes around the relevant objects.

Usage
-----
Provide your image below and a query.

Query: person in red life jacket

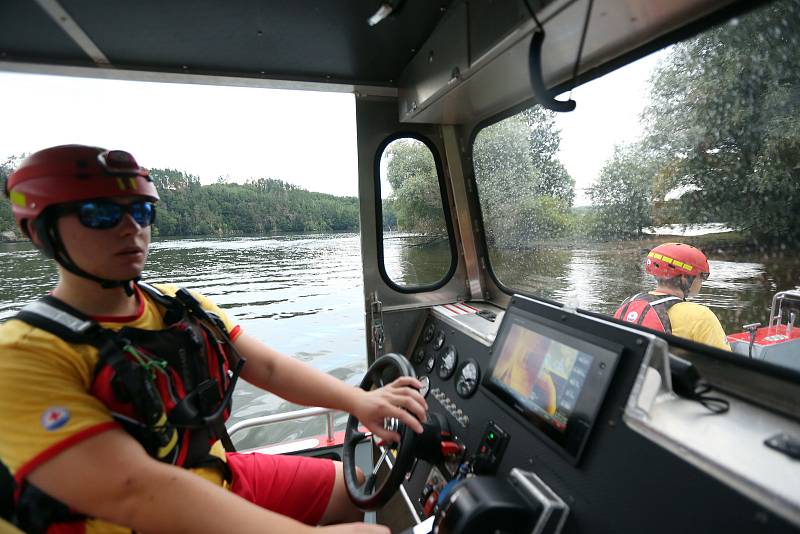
[0,145,427,534]
[614,242,731,351]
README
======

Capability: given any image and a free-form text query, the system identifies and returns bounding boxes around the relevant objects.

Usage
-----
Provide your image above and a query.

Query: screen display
[483,301,623,462]
[490,323,594,432]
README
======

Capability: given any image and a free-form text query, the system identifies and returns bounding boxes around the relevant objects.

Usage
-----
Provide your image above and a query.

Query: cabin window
[377,136,454,289]
[472,0,800,364]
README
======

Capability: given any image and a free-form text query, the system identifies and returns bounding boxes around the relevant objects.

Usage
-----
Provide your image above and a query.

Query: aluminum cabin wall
[356,96,468,365]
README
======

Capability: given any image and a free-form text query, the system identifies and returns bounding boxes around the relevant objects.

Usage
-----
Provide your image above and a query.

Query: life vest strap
[16,296,102,346]
[648,295,682,307]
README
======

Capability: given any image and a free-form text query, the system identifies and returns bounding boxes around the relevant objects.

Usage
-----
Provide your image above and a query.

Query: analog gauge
[433,329,446,351]
[455,359,480,398]
[423,322,436,343]
[424,352,436,374]
[413,347,425,364]
[418,375,430,398]
[438,345,458,380]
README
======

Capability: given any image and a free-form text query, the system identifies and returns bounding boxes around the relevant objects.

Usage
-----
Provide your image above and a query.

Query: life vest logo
[41,407,70,431]
[625,311,639,322]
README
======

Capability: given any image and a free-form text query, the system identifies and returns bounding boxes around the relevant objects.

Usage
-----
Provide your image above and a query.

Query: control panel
[430,387,469,428]
[396,297,800,534]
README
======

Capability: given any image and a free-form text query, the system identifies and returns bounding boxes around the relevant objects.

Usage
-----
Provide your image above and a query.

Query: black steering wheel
[343,353,420,510]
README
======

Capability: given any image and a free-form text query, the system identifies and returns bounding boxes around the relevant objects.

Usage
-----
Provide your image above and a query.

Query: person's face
[53,196,152,281]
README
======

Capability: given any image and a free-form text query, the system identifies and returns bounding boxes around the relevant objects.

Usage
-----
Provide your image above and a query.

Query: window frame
[373,132,459,294]
[466,0,772,305]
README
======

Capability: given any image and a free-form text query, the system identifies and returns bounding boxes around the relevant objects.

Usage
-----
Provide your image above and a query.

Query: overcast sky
[0,50,664,205]
[0,73,359,197]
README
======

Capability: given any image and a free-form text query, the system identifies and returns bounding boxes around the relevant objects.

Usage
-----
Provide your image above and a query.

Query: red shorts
[226,452,336,525]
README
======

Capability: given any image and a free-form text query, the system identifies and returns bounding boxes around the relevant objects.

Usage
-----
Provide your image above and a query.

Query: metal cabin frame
[0,0,762,358]
[5,2,800,532]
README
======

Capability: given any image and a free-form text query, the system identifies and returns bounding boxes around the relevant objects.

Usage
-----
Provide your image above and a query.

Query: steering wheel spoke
[343,353,419,510]
[363,473,378,495]
[372,446,390,474]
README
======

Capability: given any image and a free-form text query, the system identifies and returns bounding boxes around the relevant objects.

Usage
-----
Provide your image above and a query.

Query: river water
[0,234,368,449]
[1,233,797,449]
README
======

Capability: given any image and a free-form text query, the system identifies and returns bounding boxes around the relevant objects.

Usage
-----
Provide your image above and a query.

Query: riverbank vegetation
[2,5,796,247]
[385,3,799,249]
[0,162,359,240]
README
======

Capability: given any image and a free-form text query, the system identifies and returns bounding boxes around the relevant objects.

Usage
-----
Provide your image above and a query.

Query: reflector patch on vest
[41,407,70,431]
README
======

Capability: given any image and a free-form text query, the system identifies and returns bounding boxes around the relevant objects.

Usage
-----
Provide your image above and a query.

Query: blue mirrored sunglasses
[60,200,157,230]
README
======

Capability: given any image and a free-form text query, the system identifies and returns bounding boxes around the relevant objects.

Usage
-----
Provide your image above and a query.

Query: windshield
[472,0,800,366]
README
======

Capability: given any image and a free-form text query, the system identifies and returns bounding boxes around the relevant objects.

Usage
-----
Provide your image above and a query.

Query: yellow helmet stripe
[648,251,695,272]
[9,190,26,207]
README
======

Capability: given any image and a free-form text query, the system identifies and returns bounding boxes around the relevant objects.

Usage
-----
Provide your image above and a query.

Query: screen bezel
[482,306,622,462]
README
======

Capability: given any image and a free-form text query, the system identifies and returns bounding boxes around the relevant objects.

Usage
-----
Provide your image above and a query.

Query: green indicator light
[489,432,495,439]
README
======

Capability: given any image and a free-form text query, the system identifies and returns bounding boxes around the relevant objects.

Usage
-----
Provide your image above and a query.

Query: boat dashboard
[381,295,800,534]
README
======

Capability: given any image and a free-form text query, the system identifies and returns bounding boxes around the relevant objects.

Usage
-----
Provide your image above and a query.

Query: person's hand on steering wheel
[350,375,428,443]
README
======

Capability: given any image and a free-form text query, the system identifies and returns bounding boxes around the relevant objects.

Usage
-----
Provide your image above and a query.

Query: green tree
[0,154,27,240]
[473,107,575,246]
[384,139,446,234]
[382,198,398,231]
[641,2,800,243]
[0,160,360,239]
[146,169,359,237]
[588,143,655,238]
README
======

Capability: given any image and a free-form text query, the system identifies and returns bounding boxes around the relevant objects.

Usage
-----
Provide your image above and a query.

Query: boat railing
[768,290,800,329]
[228,406,339,443]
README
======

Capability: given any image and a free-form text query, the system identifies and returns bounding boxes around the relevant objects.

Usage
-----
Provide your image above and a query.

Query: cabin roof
[0,0,459,89]
[0,0,754,123]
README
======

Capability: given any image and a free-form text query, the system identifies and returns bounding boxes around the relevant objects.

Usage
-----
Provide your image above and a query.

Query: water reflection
[408,237,799,336]
[383,233,451,287]
[0,242,59,319]
[464,230,798,343]
[2,234,798,450]
[0,234,368,450]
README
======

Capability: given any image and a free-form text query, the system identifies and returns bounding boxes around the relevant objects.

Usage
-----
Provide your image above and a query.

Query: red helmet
[5,144,158,236]
[645,243,710,279]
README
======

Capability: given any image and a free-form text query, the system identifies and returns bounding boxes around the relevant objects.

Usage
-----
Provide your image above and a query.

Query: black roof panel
[0,0,90,64]
[2,0,454,86]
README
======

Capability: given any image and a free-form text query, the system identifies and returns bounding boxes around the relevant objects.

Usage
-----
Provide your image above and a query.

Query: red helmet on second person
[5,144,158,237]
[645,243,710,279]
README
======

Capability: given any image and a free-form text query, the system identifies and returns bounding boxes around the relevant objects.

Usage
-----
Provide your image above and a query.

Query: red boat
[728,290,800,371]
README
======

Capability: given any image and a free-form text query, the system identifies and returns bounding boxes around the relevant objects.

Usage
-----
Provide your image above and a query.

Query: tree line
[0,163,360,240]
[3,3,796,246]
[589,1,800,243]
[384,1,800,247]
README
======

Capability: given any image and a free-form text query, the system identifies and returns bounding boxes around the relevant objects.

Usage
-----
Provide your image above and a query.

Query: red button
[440,441,464,457]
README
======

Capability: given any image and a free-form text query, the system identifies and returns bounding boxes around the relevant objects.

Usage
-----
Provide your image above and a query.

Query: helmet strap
[33,213,139,297]
[678,276,695,299]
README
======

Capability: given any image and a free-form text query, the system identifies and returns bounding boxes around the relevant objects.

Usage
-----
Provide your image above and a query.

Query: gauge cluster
[409,320,484,432]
